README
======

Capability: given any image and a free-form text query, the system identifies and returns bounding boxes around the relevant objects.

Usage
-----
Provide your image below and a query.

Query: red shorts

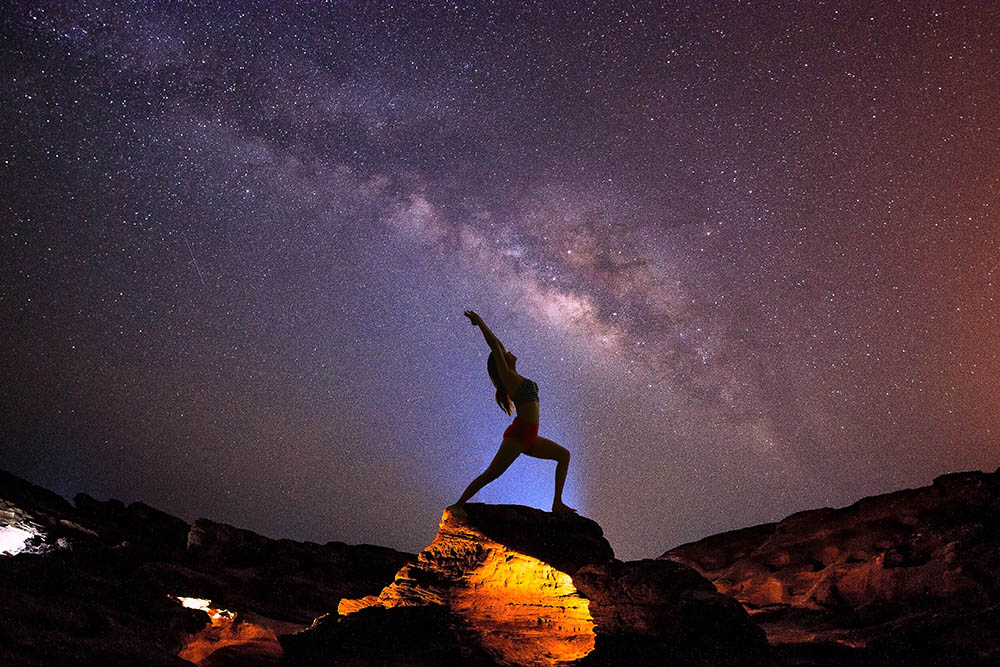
[503,416,539,451]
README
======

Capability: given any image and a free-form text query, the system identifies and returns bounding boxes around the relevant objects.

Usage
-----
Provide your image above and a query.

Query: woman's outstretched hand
[464,310,484,326]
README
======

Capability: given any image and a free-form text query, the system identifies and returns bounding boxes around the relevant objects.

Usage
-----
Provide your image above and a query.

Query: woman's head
[487,350,514,416]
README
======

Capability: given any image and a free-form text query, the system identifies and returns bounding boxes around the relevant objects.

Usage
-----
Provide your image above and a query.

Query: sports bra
[512,377,539,408]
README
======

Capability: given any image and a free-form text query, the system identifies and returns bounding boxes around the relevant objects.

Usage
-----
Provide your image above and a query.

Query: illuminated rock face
[451,549,595,665]
[171,596,302,666]
[341,506,601,666]
[663,468,1000,663]
[287,504,770,667]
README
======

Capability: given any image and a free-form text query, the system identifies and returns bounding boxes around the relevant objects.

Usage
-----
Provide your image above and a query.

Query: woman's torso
[508,375,540,424]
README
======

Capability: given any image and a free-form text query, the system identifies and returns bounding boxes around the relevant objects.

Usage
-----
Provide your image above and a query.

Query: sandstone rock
[283,503,770,667]
[662,467,1000,665]
[573,558,769,666]
[14,460,999,666]
[177,608,300,666]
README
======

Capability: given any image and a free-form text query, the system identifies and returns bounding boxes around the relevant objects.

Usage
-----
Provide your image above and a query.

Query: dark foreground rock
[0,468,413,666]
[663,468,1000,666]
[281,503,772,667]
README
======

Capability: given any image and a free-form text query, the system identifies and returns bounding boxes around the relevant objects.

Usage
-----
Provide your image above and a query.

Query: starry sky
[2,1,998,560]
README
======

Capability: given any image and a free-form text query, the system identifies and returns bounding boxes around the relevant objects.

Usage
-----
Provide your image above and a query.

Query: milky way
[2,1,998,559]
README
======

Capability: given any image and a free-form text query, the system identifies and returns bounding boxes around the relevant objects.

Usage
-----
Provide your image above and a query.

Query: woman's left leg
[523,436,575,512]
[450,438,525,515]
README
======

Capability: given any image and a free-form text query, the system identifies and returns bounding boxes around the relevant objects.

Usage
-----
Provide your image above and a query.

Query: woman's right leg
[523,436,575,512]
[451,438,524,512]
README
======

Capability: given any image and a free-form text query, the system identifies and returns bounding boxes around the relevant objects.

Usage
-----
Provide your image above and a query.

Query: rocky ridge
[662,468,1000,666]
[282,503,771,667]
[6,465,1000,666]
[0,468,413,666]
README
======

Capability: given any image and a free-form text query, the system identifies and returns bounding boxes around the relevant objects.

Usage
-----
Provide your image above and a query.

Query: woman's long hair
[487,351,513,416]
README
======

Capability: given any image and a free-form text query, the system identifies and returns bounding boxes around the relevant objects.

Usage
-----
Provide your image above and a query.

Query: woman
[448,310,576,518]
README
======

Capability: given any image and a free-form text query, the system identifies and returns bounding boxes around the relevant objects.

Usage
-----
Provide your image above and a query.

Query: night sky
[2,1,998,560]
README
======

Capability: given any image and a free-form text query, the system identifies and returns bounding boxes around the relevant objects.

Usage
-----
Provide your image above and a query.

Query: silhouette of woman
[448,310,576,518]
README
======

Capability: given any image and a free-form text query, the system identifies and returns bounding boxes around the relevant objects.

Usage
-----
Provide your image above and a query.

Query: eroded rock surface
[662,468,1000,665]
[283,503,770,667]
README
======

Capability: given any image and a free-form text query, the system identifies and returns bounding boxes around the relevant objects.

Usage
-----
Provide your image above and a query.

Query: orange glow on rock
[451,547,595,666]
[169,595,297,664]
[172,596,235,625]
[337,594,379,615]
[339,510,596,666]
[178,618,277,664]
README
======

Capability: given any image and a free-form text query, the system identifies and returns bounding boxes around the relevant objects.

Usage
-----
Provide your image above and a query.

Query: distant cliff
[662,468,1000,666]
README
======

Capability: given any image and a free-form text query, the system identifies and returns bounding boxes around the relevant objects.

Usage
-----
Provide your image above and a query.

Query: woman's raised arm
[464,310,505,355]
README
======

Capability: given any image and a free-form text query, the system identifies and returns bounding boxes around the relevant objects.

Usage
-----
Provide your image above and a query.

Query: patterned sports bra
[512,377,539,408]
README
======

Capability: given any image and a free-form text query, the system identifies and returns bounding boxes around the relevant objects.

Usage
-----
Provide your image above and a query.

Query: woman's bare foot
[447,503,468,519]
[551,501,576,513]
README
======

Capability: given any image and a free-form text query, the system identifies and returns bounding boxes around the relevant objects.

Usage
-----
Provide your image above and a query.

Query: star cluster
[2,1,998,558]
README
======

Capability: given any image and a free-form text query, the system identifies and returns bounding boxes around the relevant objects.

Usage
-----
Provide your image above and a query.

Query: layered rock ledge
[662,468,1000,665]
[281,503,770,666]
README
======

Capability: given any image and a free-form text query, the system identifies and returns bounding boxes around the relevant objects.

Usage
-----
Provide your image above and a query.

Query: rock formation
[281,503,771,667]
[662,468,1000,666]
[0,468,413,666]
[7,464,1000,666]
